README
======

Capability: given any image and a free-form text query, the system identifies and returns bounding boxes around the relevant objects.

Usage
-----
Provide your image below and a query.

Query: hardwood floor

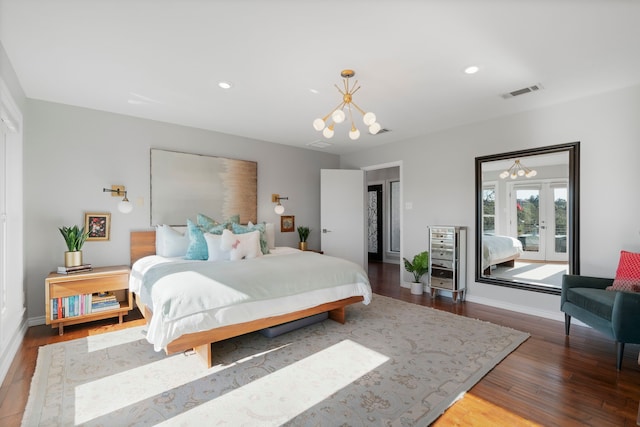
[2,262,639,426]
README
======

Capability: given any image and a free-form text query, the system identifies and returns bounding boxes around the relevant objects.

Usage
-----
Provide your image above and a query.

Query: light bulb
[332,109,345,123]
[363,112,376,126]
[499,171,509,179]
[313,118,325,131]
[322,126,334,138]
[368,122,381,134]
[274,204,285,215]
[349,128,360,140]
[118,200,133,214]
[517,169,525,176]
[526,170,537,178]
[510,172,517,179]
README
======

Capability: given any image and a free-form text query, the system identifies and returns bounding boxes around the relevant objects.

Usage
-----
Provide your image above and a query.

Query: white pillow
[220,229,262,261]
[265,222,275,249]
[156,224,189,257]
[204,232,231,262]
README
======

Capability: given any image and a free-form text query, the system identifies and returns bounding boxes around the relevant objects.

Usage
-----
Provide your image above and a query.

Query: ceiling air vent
[306,140,333,149]
[501,84,543,99]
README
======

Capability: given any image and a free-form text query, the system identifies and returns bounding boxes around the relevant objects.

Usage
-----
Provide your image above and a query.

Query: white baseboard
[464,294,588,327]
[0,317,28,386]
[465,294,564,322]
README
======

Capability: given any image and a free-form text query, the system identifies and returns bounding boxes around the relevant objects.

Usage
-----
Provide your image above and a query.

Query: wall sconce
[103,185,133,214]
[272,193,288,215]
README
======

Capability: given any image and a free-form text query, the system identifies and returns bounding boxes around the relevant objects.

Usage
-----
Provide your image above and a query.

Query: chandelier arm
[334,83,346,96]
[348,104,356,129]
[350,101,367,116]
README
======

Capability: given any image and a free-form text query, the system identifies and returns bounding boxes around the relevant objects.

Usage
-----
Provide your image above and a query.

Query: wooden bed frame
[130,230,364,367]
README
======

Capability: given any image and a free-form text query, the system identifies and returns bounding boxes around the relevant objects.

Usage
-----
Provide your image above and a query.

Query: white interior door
[321,169,366,268]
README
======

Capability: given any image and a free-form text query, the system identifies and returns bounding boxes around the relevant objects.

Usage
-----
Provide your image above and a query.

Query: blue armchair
[561,274,640,370]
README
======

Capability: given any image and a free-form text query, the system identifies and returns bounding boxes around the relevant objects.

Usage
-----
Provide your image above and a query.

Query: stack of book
[50,293,93,320]
[57,264,93,274]
[91,292,120,312]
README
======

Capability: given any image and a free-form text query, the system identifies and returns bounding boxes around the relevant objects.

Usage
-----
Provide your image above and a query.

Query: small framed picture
[281,215,295,232]
[85,212,111,241]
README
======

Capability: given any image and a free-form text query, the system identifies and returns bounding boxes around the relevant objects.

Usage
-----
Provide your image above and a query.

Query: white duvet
[130,249,372,351]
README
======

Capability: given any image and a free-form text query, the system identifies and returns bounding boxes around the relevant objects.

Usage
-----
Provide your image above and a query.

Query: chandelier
[499,159,537,179]
[312,69,381,140]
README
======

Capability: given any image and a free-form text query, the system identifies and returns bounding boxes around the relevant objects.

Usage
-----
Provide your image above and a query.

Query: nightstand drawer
[49,275,128,298]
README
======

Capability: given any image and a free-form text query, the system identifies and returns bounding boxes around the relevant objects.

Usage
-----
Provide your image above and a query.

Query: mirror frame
[475,142,580,295]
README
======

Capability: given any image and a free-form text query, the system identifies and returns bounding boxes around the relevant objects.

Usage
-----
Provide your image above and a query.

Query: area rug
[22,295,529,426]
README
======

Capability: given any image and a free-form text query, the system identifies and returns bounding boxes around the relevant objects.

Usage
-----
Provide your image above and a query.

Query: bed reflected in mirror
[475,142,580,294]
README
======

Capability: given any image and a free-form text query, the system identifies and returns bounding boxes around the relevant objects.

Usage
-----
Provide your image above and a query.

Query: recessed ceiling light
[309,88,319,94]
[218,81,232,89]
[464,65,480,75]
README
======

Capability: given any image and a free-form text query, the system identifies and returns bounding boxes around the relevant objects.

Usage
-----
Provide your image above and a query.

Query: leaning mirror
[475,142,580,294]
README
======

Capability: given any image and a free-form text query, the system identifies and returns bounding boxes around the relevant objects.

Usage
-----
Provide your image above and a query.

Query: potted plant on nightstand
[403,251,429,295]
[297,226,311,251]
[59,225,89,267]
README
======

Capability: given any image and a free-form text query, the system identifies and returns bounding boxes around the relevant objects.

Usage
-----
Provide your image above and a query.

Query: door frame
[362,161,403,284]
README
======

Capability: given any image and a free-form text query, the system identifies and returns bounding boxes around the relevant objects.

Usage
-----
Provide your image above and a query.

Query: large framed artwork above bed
[150,149,257,226]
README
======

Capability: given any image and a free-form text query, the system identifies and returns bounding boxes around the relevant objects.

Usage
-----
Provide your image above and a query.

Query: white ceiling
[2,0,640,156]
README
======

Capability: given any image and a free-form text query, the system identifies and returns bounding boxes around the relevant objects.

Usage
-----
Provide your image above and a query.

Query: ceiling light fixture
[218,81,232,89]
[464,65,479,74]
[499,159,538,180]
[312,69,381,141]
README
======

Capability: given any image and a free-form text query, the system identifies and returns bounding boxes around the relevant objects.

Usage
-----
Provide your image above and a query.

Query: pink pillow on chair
[606,250,640,292]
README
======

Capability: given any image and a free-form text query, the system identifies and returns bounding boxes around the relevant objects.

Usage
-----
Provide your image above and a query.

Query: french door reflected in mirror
[510,182,568,262]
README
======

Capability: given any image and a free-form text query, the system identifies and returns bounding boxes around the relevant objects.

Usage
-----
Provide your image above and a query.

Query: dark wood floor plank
[1,261,639,426]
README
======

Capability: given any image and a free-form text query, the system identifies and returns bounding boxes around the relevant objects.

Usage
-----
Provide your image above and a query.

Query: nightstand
[45,265,132,335]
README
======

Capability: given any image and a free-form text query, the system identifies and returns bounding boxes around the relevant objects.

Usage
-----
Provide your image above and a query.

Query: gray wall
[342,84,640,320]
[24,100,339,321]
[0,41,26,111]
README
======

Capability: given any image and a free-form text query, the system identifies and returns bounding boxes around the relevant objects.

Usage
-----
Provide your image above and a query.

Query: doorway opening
[365,164,401,267]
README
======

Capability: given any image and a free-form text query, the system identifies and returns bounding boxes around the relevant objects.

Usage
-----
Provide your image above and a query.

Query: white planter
[410,282,423,295]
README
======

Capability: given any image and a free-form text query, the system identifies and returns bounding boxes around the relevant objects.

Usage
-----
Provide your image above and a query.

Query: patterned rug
[22,295,528,426]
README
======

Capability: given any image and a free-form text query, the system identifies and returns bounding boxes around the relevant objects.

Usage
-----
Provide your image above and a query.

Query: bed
[129,229,372,368]
[482,234,524,275]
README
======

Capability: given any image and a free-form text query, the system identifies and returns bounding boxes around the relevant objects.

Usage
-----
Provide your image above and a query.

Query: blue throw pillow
[197,213,241,234]
[184,219,208,260]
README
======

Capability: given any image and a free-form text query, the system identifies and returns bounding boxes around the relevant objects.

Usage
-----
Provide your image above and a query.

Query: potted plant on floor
[297,226,311,251]
[403,251,429,295]
[59,225,90,267]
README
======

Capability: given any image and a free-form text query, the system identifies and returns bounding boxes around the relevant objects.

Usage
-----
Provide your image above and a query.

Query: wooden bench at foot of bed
[135,293,364,368]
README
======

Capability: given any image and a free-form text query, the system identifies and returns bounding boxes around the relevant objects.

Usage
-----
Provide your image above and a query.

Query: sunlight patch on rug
[75,343,293,424]
[157,340,388,426]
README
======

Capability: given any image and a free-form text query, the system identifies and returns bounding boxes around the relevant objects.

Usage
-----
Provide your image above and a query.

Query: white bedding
[130,249,372,351]
[482,234,523,270]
